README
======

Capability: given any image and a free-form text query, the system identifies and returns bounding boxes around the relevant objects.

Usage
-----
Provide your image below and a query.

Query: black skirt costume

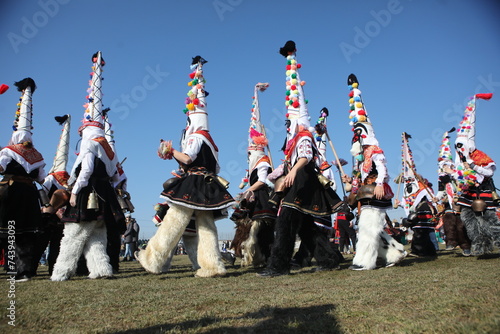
[62,157,125,231]
[246,167,277,221]
[161,142,234,218]
[0,160,43,234]
[279,160,342,227]
[457,178,497,210]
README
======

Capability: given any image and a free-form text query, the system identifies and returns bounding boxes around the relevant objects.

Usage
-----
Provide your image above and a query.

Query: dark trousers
[268,208,340,273]
[442,212,471,250]
[32,222,64,275]
[337,219,357,253]
[411,227,437,256]
[1,232,37,278]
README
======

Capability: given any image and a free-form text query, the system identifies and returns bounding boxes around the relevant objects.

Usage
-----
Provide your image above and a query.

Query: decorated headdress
[48,115,71,181]
[455,93,493,160]
[69,51,117,184]
[181,56,209,149]
[437,127,455,172]
[347,74,378,149]
[280,40,310,142]
[401,132,432,210]
[79,51,106,135]
[10,78,36,145]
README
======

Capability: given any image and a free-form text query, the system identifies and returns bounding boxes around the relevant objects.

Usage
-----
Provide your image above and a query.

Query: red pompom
[292,101,299,108]
[290,85,297,90]
[189,72,196,79]
[297,64,301,68]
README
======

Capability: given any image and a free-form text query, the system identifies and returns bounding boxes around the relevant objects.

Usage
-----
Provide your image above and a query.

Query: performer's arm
[466,162,495,178]
[173,136,203,165]
[372,153,388,199]
[70,153,95,206]
[247,163,270,192]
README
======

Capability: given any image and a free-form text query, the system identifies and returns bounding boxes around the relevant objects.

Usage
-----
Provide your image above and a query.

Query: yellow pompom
[349,98,354,104]
[355,102,363,108]
[358,115,367,122]
[352,83,358,88]
[188,82,193,86]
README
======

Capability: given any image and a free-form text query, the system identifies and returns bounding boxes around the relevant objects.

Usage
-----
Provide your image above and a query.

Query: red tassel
[475,93,493,100]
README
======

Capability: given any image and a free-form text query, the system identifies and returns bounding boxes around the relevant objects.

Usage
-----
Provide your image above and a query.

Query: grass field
[1,246,499,334]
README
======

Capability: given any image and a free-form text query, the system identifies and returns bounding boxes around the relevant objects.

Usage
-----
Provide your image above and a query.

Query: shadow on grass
[114,304,342,334]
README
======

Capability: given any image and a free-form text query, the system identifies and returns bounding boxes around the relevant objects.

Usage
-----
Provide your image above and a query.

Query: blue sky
[1,0,499,239]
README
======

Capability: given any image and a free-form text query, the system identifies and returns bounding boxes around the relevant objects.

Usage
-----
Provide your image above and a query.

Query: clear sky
[1,0,499,240]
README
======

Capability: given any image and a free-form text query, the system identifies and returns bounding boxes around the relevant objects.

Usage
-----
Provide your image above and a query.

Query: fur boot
[51,221,105,281]
[353,207,406,270]
[241,220,266,267]
[194,210,226,277]
[136,204,193,274]
[378,230,407,265]
[461,207,500,256]
[84,221,113,279]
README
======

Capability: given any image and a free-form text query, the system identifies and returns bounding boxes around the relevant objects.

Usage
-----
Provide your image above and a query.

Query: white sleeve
[72,153,95,195]
[372,152,388,185]
[183,136,203,162]
[296,137,313,163]
[472,162,495,178]
[256,163,270,183]
[0,151,12,171]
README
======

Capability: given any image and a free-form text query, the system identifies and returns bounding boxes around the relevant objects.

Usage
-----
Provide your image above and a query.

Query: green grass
[1,246,499,334]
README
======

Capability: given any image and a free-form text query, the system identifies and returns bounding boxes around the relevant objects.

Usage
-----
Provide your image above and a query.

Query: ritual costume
[435,127,471,254]
[231,82,276,267]
[33,115,72,275]
[136,56,234,277]
[51,52,125,281]
[259,41,342,277]
[345,74,406,270]
[452,93,500,256]
[0,78,46,282]
[398,133,438,257]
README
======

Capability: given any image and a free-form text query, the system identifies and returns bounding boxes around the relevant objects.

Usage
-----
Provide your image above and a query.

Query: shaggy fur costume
[51,220,113,281]
[137,203,225,277]
[230,217,274,267]
[441,212,471,251]
[352,207,406,270]
[461,207,500,256]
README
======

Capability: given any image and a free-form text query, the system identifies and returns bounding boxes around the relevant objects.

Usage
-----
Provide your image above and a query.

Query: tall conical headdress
[280,40,310,142]
[49,115,71,174]
[79,51,106,134]
[248,82,269,152]
[455,93,493,160]
[10,78,36,145]
[347,74,378,148]
[437,127,455,172]
[181,56,209,150]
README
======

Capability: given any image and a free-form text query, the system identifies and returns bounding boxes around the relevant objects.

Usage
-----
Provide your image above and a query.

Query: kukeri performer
[395,132,438,257]
[259,41,343,277]
[342,74,406,270]
[33,115,72,275]
[0,78,47,282]
[51,52,126,281]
[135,56,234,278]
[230,82,276,267]
[434,127,471,255]
[445,93,500,256]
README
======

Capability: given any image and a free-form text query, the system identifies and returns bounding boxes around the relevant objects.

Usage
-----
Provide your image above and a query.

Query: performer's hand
[284,169,297,188]
[341,174,352,184]
[70,193,77,207]
[374,185,384,200]
[394,199,400,206]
